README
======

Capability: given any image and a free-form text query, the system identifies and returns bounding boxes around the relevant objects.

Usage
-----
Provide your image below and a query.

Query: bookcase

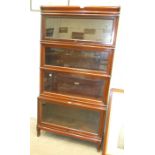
[37,6,120,151]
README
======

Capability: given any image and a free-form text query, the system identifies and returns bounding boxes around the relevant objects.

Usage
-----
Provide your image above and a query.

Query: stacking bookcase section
[37,97,107,145]
[41,102,100,134]
[41,6,119,46]
[40,69,110,103]
[41,42,114,75]
[37,6,120,152]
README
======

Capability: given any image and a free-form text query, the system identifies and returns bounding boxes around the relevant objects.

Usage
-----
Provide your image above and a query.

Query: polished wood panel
[41,40,115,50]
[38,94,107,111]
[37,124,101,143]
[40,66,111,78]
[41,6,120,16]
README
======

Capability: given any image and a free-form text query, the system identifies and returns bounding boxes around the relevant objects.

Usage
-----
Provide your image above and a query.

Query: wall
[0,1,40,154]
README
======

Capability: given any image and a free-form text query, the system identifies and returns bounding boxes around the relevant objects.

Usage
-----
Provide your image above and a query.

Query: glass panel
[42,102,100,133]
[44,71,104,100]
[44,17,114,44]
[45,47,109,71]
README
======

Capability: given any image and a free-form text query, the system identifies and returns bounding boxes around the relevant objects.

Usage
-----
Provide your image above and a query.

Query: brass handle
[67,101,72,104]
[74,82,80,85]
[65,53,71,56]
[49,73,52,77]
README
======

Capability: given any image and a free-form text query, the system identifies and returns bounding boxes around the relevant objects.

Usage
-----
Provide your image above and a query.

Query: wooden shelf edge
[41,122,98,137]
[40,40,115,50]
[39,92,104,104]
[40,66,111,78]
[41,6,120,16]
[38,124,101,143]
[38,94,107,111]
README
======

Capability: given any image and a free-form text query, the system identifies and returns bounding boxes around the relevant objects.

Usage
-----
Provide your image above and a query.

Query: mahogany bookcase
[37,6,120,151]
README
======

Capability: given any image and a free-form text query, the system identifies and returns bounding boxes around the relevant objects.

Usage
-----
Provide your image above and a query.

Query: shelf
[41,6,120,16]
[41,40,115,50]
[38,124,101,143]
[39,94,107,111]
[40,66,111,78]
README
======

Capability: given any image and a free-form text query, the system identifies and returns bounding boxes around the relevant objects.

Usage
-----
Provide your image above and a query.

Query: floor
[30,118,102,155]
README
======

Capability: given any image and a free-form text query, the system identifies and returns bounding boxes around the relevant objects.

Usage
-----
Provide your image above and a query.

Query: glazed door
[41,101,100,134]
[42,70,108,101]
[42,16,116,45]
[42,45,113,74]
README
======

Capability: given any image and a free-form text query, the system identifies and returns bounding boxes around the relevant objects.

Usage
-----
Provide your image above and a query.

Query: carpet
[30,118,102,155]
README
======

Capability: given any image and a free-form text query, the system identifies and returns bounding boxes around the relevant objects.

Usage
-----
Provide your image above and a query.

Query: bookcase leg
[97,142,101,152]
[37,127,40,137]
